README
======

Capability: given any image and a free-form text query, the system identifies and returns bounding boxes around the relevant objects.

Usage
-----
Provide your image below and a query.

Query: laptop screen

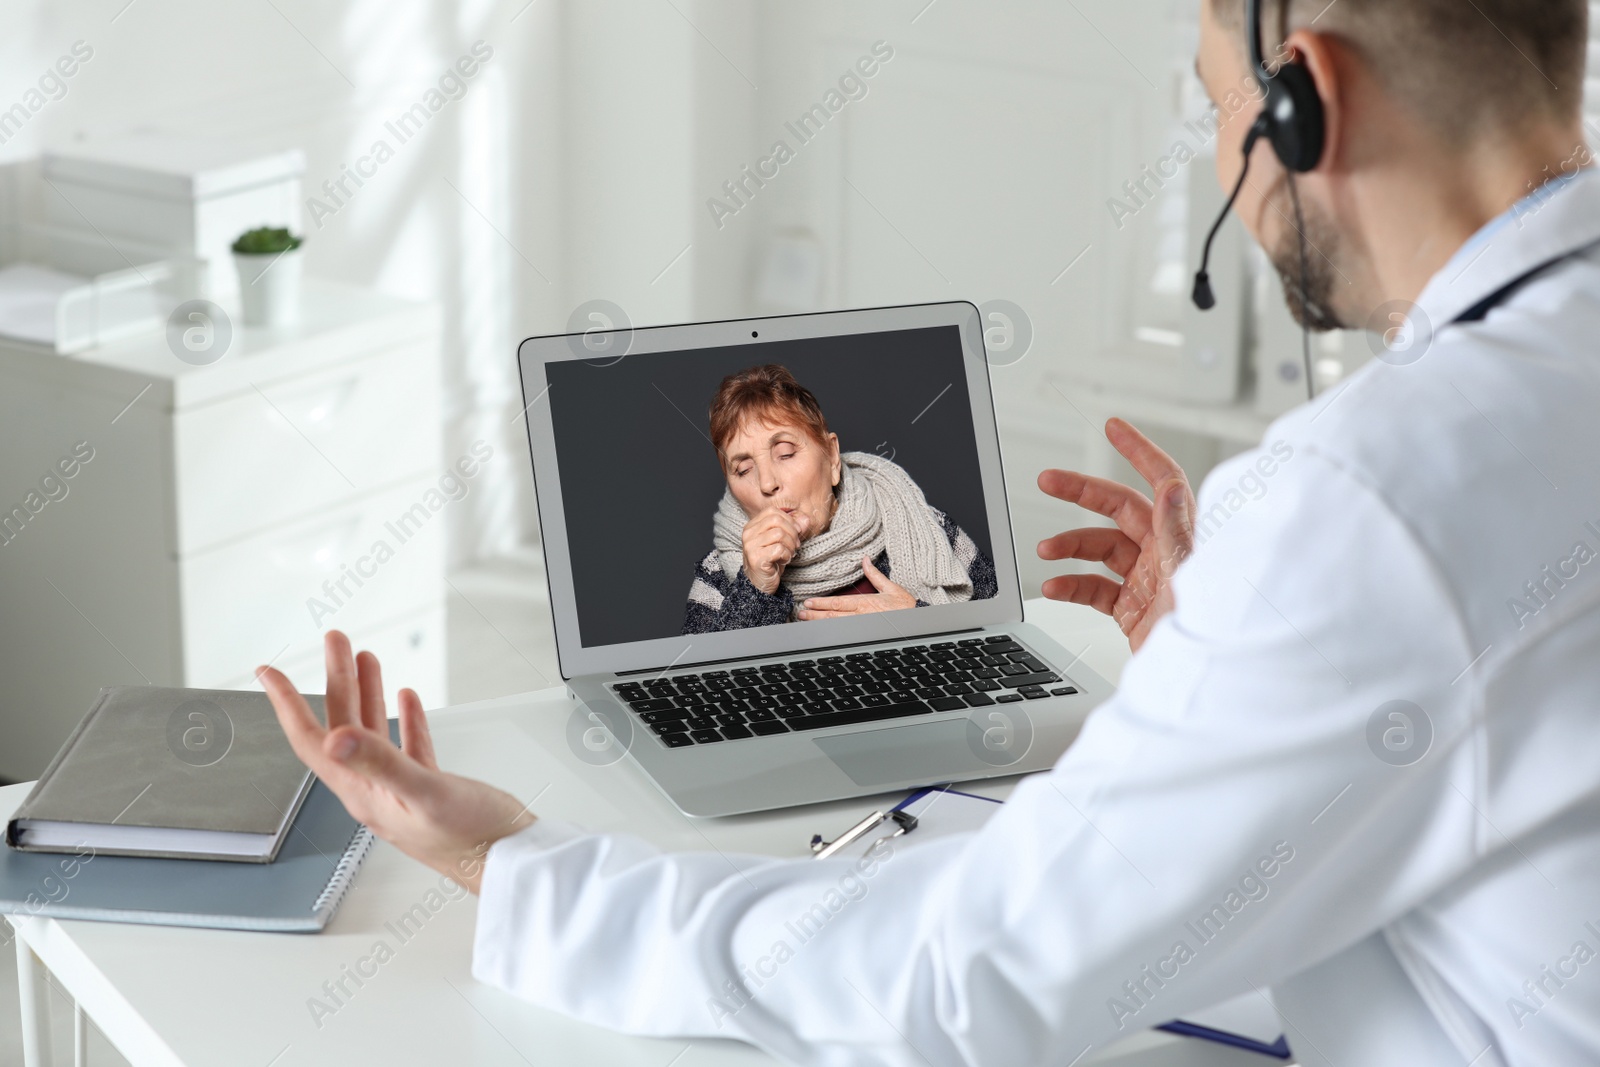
[542,323,1001,651]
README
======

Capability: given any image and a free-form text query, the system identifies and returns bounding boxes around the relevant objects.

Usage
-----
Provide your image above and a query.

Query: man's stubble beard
[1264,173,1350,332]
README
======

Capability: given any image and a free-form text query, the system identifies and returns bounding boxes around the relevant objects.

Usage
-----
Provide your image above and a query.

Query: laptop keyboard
[609,634,1078,748]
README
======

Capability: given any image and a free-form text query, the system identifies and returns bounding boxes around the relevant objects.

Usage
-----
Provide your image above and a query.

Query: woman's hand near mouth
[741,506,811,594]
[798,556,916,619]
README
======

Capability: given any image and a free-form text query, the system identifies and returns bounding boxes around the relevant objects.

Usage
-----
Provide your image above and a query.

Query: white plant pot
[234,248,303,327]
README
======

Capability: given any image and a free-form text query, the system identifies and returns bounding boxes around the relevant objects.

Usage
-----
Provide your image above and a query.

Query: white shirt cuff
[492,817,587,857]
[471,818,588,987]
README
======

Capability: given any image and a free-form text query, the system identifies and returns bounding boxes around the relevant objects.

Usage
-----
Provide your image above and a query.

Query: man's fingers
[397,688,438,771]
[1152,478,1196,580]
[325,724,435,799]
[355,651,388,733]
[257,665,330,768]
[1104,418,1187,496]
[1040,573,1123,618]
[1036,527,1141,577]
[1037,469,1154,543]
[324,630,359,731]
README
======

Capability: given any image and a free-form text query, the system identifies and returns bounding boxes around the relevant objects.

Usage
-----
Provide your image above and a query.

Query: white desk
[5,601,1285,1067]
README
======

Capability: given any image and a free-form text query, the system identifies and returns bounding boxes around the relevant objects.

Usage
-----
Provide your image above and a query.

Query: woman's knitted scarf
[712,451,973,607]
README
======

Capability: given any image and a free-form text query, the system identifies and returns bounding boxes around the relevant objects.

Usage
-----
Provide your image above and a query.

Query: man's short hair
[1210,0,1588,141]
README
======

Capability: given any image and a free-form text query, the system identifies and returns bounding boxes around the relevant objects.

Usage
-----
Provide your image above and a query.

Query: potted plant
[232,226,304,327]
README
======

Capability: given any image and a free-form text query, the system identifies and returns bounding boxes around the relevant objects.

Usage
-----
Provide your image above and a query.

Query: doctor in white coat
[261,0,1600,1063]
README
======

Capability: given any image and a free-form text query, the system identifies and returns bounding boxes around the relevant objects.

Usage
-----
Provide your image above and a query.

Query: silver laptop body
[517,301,1113,817]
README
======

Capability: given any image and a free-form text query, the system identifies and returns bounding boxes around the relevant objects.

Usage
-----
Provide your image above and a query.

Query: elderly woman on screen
[683,364,996,634]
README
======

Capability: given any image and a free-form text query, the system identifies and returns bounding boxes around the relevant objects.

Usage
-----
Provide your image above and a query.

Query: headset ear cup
[1266,63,1326,172]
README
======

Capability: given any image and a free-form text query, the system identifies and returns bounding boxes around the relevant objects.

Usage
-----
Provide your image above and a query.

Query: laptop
[516,301,1114,817]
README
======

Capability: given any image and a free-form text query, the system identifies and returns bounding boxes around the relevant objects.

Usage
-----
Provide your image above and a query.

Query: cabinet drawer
[180,477,446,685]
[174,340,440,552]
[200,604,447,707]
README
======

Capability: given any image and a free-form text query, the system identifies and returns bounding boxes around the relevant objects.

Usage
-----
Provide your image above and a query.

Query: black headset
[1248,0,1325,174]
[1191,0,1326,315]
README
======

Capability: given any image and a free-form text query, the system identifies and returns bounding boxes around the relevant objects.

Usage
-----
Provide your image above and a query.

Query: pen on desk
[810,808,918,859]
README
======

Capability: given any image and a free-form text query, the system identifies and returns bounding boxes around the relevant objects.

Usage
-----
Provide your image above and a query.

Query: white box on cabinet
[42,134,304,299]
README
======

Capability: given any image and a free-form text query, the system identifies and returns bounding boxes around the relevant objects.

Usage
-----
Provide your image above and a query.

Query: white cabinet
[0,281,445,783]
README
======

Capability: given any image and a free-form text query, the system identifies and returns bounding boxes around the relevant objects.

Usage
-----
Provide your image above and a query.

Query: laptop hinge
[615,626,990,676]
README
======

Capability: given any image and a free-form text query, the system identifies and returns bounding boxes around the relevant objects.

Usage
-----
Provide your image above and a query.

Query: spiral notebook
[0,730,386,934]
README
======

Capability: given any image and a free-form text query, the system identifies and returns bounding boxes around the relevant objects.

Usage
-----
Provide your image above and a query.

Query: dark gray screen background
[544,325,995,648]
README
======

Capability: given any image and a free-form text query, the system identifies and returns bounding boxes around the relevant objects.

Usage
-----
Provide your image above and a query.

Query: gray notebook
[6,687,319,863]
[0,718,391,934]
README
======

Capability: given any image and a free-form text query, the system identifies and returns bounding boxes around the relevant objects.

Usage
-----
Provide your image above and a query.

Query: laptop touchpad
[813,719,987,787]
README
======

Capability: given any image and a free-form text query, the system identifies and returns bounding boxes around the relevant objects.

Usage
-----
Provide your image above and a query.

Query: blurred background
[1,0,1598,796]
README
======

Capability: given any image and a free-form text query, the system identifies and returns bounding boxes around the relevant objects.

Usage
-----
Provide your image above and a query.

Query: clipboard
[809,785,1000,859]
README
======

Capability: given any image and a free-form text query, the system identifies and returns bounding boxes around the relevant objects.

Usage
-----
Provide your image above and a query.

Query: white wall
[735,0,1198,594]
[0,0,1202,596]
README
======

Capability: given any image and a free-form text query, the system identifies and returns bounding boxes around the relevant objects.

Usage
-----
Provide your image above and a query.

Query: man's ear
[1285,28,1345,173]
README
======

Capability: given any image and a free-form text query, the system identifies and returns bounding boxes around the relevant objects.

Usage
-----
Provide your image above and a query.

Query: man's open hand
[1037,418,1196,653]
[257,631,535,894]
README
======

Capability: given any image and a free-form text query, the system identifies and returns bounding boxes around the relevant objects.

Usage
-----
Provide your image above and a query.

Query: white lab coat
[473,170,1600,1067]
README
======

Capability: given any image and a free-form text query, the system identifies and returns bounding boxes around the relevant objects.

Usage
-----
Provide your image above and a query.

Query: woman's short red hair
[708,364,830,469]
